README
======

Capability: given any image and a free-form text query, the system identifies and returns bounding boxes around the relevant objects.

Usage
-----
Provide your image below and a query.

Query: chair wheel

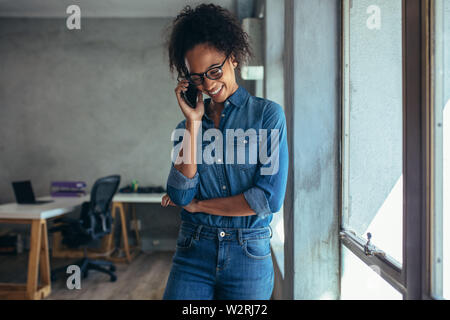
[109,265,116,272]
[110,275,117,282]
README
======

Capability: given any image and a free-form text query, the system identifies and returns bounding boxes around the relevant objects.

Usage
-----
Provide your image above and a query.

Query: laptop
[12,181,54,205]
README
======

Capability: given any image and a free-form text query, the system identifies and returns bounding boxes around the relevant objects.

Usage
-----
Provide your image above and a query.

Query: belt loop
[195,225,202,240]
[238,229,243,245]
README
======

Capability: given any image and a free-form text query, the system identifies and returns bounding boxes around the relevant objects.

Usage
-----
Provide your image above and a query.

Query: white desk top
[112,193,165,203]
[0,193,165,220]
[0,195,89,220]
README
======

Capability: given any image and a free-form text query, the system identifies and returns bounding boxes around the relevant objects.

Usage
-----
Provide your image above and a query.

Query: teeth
[210,86,222,95]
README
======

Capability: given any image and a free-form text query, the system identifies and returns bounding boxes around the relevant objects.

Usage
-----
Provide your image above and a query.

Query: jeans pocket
[176,231,193,250]
[242,238,272,260]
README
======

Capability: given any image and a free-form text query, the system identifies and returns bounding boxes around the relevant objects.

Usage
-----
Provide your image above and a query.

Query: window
[340,246,402,299]
[342,0,403,263]
[341,0,404,298]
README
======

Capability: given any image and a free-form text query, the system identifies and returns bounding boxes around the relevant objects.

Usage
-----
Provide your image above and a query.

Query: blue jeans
[163,222,274,300]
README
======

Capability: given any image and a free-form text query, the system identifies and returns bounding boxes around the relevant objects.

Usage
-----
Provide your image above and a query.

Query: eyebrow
[190,60,222,75]
[207,61,221,69]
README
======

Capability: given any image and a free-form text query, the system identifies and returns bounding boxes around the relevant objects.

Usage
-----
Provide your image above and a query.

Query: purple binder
[51,181,87,189]
[51,181,87,197]
[51,191,86,197]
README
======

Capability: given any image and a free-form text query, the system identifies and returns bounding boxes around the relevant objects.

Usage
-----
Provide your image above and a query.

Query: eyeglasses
[185,54,230,86]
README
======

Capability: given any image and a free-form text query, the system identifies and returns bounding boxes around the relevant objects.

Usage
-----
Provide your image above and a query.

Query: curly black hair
[166,3,253,78]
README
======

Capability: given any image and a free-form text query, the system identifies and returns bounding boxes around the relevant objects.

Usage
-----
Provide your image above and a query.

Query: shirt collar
[202,85,249,122]
[226,85,249,108]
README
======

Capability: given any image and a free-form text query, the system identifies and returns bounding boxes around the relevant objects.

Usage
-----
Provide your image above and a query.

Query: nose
[202,77,217,92]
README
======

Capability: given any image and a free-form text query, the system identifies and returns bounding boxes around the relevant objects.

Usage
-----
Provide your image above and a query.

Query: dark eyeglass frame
[184,54,230,86]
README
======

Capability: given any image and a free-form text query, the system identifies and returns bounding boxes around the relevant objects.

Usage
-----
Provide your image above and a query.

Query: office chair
[49,175,121,282]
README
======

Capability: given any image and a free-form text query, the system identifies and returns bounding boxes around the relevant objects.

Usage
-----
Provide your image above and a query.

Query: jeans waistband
[180,221,272,245]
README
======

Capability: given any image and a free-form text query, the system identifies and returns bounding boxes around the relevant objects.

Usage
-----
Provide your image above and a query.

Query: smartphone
[181,83,199,108]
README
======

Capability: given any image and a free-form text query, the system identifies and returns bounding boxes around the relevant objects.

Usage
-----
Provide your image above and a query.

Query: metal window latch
[364,232,386,257]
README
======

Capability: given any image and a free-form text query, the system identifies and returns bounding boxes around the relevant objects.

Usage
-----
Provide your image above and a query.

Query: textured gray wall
[0,0,235,18]
[0,16,256,251]
[283,0,341,299]
[0,18,179,195]
[0,17,185,249]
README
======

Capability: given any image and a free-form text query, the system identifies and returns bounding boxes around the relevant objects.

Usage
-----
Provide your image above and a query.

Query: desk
[0,196,88,300]
[107,193,165,263]
[0,193,165,299]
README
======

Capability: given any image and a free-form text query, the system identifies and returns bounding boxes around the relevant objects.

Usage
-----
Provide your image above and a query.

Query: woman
[161,3,288,300]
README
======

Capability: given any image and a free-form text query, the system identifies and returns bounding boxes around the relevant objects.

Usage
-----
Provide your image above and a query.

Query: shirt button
[220,231,225,237]
[217,159,222,163]
[221,114,225,117]
[222,185,227,190]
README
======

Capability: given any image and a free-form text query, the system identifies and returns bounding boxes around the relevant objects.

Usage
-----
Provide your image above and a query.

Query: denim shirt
[166,85,289,228]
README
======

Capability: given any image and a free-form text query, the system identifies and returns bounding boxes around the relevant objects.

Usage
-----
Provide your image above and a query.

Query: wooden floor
[0,251,174,300]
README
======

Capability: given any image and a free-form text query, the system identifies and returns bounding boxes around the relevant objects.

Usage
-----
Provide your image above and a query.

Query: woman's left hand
[161,194,199,212]
[182,198,200,213]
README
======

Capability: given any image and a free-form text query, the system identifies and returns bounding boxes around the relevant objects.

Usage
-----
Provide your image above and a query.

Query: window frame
[430,0,446,299]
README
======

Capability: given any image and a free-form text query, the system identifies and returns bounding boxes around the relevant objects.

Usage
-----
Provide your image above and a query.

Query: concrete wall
[0,15,257,251]
[0,17,184,250]
[283,0,341,299]
[0,0,236,18]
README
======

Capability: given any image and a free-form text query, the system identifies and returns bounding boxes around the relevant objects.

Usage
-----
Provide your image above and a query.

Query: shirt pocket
[198,141,218,174]
[235,136,259,172]
[198,161,212,174]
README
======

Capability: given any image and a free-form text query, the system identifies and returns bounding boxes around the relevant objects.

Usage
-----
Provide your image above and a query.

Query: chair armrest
[53,217,79,225]
[48,217,81,234]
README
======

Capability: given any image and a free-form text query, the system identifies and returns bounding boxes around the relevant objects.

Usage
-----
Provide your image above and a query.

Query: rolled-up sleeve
[166,120,200,206]
[243,102,289,219]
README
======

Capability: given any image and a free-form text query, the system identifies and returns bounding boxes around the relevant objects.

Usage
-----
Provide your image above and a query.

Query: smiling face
[184,44,239,104]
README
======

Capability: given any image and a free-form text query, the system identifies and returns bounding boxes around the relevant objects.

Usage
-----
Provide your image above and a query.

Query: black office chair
[49,175,121,282]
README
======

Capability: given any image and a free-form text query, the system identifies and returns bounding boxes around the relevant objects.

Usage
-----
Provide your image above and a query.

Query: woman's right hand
[175,79,205,122]
[161,193,177,207]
